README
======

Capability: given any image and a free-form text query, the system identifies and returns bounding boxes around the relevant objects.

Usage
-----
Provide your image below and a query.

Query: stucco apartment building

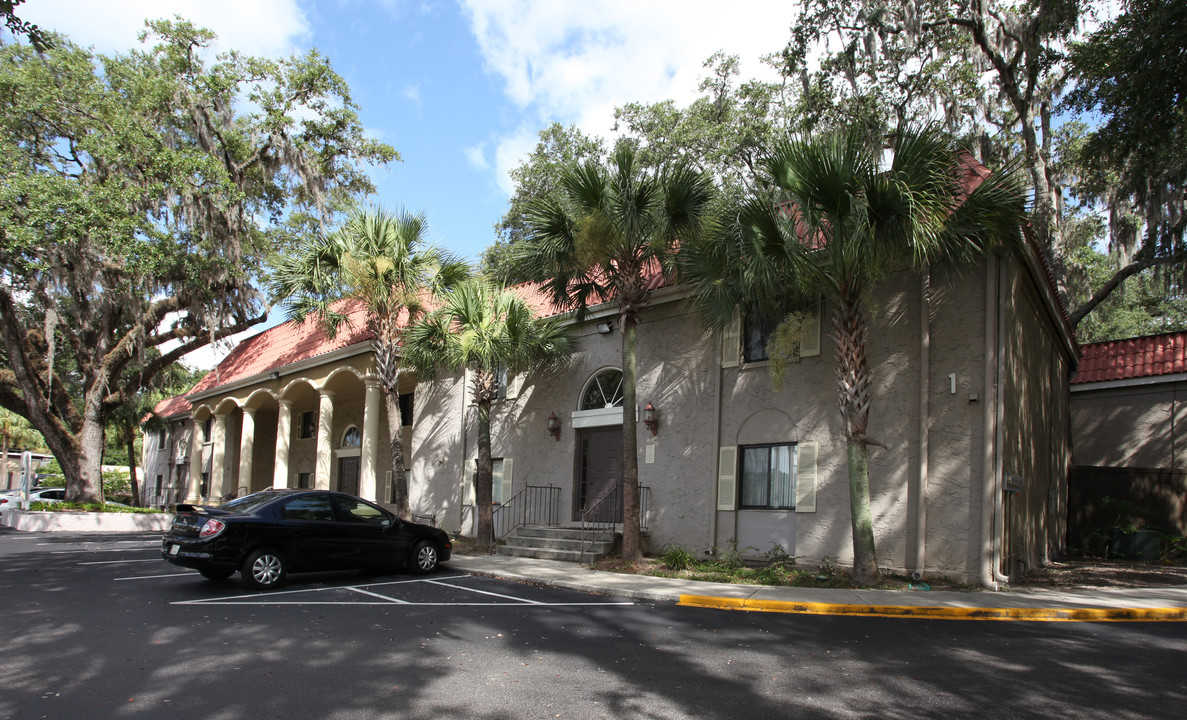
[1069,332,1187,547]
[143,227,1076,586]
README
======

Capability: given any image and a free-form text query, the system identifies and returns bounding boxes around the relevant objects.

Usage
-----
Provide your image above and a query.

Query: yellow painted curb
[677,595,1187,622]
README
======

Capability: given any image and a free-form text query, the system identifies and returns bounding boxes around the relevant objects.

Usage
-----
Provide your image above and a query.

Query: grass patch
[449,535,495,556]
[594,543,976,591]
[29,502,163,514]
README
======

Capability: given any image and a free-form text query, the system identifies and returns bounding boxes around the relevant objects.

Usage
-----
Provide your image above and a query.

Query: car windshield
[219,491,281,514]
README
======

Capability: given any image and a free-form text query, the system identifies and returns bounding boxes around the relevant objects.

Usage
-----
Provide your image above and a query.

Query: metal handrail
[493,484,561,542]
[579,485,650,563]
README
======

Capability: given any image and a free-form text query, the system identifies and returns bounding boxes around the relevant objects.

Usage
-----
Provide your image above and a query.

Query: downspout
[913,267,931,578]
[993,259,1011,585]
[457,372,469,535]
[708,327,724,554]
[980,255,1001,590]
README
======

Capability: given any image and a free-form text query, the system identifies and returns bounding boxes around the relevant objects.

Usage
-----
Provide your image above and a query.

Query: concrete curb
[446,556,1187,622]
[2,509,173,533]
[677,594,1187,622]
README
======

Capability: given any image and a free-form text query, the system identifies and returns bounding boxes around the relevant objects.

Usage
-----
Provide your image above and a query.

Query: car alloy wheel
[242,548,287,590]
[411,541,438,574]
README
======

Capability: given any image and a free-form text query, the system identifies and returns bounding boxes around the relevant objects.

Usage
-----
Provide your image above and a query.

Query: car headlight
[199,518,227,539]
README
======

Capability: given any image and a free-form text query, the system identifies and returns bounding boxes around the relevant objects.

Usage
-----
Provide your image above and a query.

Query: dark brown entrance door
[338,456,360,497]
[575,427,623,522]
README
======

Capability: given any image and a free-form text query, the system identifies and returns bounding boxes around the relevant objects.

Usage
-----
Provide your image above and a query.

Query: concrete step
[495,545,603,562]
[507,534,614,553]
[513,524,621,541]
[496,523,640,563]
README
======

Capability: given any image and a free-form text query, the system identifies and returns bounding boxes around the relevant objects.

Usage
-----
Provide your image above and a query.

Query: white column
[186,418,204,503]
[211,411,229,499]
[360,378,381,502]
[273,400,293,489]
[237,408,256,497]
[315,391,335,490]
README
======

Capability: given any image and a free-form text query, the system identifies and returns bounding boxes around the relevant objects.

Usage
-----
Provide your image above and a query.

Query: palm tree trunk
[475,398,495,550]
[834,293,879,583]
[383,391,409,519]
[620,315,642,562]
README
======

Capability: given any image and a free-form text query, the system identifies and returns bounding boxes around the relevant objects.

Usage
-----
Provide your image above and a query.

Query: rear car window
[220,492,280,514]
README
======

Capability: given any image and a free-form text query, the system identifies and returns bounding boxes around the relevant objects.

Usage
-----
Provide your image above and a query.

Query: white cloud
[464,141,489,171]
[491,124,541,196]
[20,0,310,57]
[459,0,802,194]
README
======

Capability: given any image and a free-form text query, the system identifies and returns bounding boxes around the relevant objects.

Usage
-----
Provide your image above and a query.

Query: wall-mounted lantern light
[269,371,281,381]
[595,321,614,334]
[643,402,658,436]
[547,411,561,440]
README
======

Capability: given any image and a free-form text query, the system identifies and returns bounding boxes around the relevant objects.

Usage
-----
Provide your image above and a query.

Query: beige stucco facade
[142,246,1073,585]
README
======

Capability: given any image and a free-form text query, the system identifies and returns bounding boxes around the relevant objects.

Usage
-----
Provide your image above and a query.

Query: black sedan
[161,489,451,589]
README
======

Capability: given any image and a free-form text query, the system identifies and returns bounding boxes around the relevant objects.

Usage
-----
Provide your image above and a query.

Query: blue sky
[15,0,802,365]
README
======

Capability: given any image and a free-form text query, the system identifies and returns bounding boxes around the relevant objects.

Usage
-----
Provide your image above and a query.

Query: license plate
[169,544,180,556]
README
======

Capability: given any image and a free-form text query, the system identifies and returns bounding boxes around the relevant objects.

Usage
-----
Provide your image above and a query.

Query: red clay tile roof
[189,300,374,396]
[1073,332,1187,384]
[152,394,193,419]
[508,264,670,319]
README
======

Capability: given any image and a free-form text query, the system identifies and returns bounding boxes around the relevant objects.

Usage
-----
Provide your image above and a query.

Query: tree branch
[1070,254,1186,327]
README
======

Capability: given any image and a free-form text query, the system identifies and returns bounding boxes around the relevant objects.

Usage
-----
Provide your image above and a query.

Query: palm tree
[0,407,46,489]
[683,127,1026,583]
[523,145,715,561]
[270,206,470,519]
[403,279,574,546]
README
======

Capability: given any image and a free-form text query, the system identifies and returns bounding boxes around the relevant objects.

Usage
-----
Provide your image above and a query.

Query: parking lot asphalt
[446,555,1187,622]
[5,527,1187,621]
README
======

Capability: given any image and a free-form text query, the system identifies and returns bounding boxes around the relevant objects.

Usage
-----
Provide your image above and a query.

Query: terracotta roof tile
[189,300,373,396]
[151,394,192,420]
[1073,332,1187,384]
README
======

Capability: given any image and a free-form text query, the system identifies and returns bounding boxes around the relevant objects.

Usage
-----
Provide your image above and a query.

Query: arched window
[341,426,361,448]
[580,369,623,410]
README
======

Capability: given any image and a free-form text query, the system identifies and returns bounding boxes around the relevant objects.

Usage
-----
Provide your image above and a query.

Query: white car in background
[0,487,66,513]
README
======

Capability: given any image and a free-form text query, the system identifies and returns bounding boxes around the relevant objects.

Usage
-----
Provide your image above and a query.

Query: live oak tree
[1062,0,1187,330]
[482,123,605,285]
[0,21,396,503]
[783,0,1185,338]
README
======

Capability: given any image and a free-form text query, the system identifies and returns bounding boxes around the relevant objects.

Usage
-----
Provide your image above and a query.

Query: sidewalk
[446,555,1187,622]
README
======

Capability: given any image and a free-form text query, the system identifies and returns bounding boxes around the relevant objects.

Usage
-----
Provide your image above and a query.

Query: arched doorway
[573,369,624,522]
[337,426,362,496]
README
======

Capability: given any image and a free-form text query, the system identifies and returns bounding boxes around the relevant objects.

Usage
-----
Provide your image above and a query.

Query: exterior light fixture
[547,411,561,440]
[595,321,613,334]
[269,371,280,381]
[643,402,658,436]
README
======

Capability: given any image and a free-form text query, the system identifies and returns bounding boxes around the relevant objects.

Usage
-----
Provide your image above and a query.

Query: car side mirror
[381,519,392,529]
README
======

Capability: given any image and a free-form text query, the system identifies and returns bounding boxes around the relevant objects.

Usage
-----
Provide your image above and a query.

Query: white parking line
[41,540,158,547]
[424,579,545,604]
[171,574,634,607]
[116,572,199,581]
[80,558,160,565]
[347,587,410,604]
[53,547,159,555]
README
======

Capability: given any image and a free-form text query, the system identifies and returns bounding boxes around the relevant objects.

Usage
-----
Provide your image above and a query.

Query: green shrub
[660,543,695,571]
